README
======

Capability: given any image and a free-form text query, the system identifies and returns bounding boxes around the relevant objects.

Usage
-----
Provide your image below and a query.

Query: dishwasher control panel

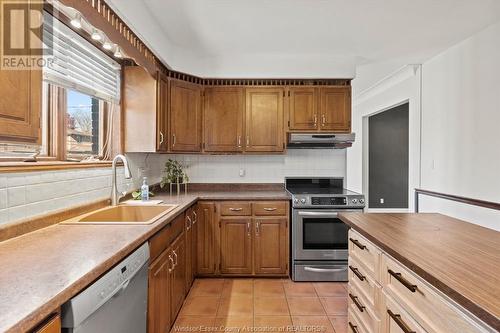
[61,242,150,328]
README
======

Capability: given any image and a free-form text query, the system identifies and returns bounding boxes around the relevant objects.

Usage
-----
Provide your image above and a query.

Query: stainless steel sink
[63,205,178,225]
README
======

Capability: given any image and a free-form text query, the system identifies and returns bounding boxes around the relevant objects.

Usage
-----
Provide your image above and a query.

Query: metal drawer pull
[388,269,418,292]
[172,250,178,266]
[304,266,347,273]
[255,222,260,235]
[168,255,175,272]
[349,265,365,281]
[348,322,360,333]
[159,131,164,144]
[349,293,365,313]
[247,222,251,236]
[349,238,366,250]
[263,207,277,211]
[387,310,416,333]
[229,207,243,211]
[186,216,192,229]
[192,211,197,224]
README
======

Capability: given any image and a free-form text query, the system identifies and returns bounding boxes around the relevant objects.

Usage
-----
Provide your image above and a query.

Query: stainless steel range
[286,177,365,282]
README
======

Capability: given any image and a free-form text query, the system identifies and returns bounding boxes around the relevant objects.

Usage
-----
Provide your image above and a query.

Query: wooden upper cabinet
[123,67,168,152]
[156,73,169,151]
[204,87,245,152]
[288,87,318,130]
[220,217,253,274]
[170,80,202,152]
[0,0,42,143]
[319,87,351,132]
[245,88,284,152]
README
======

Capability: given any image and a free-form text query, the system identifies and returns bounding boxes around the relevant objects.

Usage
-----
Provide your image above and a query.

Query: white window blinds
[43,12,121,103]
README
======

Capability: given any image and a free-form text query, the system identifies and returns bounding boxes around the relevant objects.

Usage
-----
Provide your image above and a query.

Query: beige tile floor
[172,278,348,333]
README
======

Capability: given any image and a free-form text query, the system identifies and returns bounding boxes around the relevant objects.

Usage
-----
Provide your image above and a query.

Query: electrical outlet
[239,168,245,177]
[380,198,384,204]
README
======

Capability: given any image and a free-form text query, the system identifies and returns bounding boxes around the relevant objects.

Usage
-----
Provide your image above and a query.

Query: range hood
[287,133,355,149]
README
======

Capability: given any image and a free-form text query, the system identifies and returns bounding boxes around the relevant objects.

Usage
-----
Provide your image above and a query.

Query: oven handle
[298,211,339,217]
[304,266,347,273]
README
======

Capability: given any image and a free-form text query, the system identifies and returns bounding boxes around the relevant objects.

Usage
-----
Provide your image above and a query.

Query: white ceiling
[106,0,500,78]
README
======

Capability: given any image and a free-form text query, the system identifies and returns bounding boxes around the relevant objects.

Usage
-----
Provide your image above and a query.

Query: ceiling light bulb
[91,29,102,41]
[70,13,82,29]
[103,41,112,50]
[114,47,123,58]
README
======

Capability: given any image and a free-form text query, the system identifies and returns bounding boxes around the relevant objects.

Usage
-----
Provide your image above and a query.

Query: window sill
[0,160,114,173]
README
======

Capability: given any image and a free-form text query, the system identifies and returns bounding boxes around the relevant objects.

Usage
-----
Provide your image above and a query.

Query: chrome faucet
[111,154,132,206]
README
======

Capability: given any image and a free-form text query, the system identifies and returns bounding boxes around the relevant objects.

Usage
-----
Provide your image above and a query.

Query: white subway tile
[0,209,7,224]
[0,189,7,209]
[6,174,26,187]
[0,176,6,189]
[7,207,26,222]
[7,186,26,207]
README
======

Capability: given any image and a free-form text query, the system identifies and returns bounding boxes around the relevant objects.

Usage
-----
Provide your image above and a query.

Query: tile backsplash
[0,167,133,225]
[127,149,346,187]
[0,149,346,225]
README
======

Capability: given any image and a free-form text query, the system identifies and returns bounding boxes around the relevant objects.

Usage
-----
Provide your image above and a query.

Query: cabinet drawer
[383,255,491,333]
[348,284,380,333]
[220,202,252,216]
[349,309,370,333]
[384,294,427,333]
[348,255,382,311]
[150,213,185,261]
[349,230,381,282]
[253,201,288,216]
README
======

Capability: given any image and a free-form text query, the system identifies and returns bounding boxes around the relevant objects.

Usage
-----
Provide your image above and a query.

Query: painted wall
[419,21,500,231]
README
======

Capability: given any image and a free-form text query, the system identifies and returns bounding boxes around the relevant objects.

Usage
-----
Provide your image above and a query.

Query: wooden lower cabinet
[170,234,186,320]
[185,208,194,288]
[254,217,288,275]
[148,249,173,333]
[220,217,253,274]
[197,202,216,275]
[33,314,61,333]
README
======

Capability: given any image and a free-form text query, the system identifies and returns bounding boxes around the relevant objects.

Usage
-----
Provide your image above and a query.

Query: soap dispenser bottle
[141,177,149,201]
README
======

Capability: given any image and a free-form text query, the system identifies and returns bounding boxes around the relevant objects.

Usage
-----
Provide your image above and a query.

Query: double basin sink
[63,204,178,225]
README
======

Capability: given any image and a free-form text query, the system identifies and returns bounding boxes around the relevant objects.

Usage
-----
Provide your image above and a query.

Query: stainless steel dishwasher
[61,243,149,333]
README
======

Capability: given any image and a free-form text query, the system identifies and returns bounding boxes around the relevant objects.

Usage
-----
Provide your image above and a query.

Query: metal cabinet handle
[237,135,242,148]
[186,216,192,229]
[159,131,164,144]
[263,207,277,211]
[229,207,243,211]
[172,250,178,266]
[247,222,251,236]
[349,293,366,313]
[388,269,418,292]
[313,114,318,126]
[192,211,197,224]
[387,310,416,333]
[168,255,175,272]
[349,265,366,281]
[348,322,360,333]
[322,114,326,126]
[246,135,250,146]
[255,222,260,235]
[304,266,347,273]
[172,134,176,146]
[349,238,366,250]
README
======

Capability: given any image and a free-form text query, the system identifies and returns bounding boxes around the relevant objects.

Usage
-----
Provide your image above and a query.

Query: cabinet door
[196,202,216,275]
[185,208,193,288]
[33,314,61,333]
[170,80,202,152]
[204,87,245,152]
[220,217,253,274]
[148,249,172,333]
[254,217,288,275]
[319,87,351,132]
[245,88,284,152]
[156,73,169,151]
[191,206,198,282]
[171,235,186,320]
[288,87,318,130]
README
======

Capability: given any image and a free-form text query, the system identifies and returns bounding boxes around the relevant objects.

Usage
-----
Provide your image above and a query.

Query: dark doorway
[368,103,409,208]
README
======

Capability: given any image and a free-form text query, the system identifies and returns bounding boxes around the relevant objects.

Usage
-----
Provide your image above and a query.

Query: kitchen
[0,1,499,333]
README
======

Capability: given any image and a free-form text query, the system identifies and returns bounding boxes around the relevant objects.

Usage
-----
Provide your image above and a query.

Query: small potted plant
[160,159,189,195]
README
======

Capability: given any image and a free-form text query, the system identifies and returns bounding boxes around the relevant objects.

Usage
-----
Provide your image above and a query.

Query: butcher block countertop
[339,212,500,330]
[0,189,289,333]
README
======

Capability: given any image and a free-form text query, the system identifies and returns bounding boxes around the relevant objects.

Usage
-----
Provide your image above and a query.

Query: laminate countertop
[339,212,500,330]
[0,190,289,333]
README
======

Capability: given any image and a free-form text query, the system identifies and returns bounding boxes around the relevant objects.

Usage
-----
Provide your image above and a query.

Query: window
[0,12,121,162]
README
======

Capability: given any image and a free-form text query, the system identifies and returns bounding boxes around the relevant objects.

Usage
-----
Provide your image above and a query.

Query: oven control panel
[311,197,347,205]
[292,195,365,208]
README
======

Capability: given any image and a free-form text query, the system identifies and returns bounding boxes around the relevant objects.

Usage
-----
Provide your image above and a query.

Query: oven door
[293,209,357,261]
